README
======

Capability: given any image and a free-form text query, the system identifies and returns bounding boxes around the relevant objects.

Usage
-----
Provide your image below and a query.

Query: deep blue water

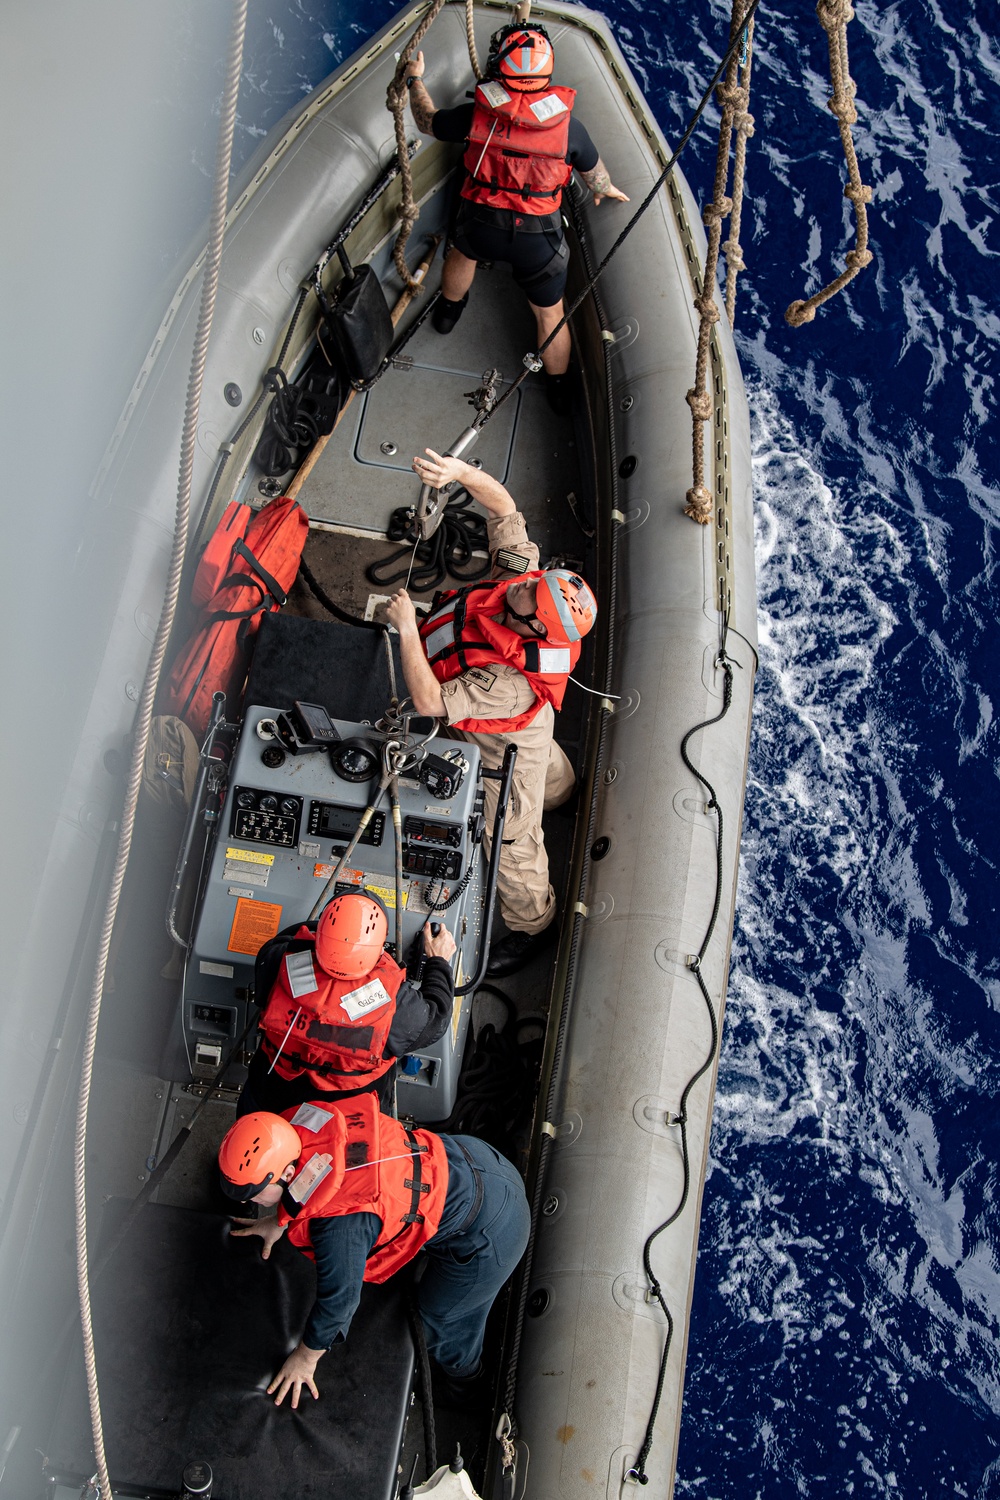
[231,2,1000,1492]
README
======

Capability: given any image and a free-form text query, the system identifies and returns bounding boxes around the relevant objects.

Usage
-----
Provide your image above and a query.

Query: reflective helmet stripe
[546,576,582,643]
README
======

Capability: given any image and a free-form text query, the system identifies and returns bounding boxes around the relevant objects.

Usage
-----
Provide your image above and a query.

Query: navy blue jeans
[417,1136,531,1377]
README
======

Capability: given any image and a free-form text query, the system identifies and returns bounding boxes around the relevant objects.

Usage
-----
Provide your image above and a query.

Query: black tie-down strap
[205,537,289,622]
[402,1130,431,1225]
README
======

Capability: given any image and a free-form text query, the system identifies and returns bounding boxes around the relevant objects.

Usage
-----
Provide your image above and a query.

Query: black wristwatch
[406,73,419,88]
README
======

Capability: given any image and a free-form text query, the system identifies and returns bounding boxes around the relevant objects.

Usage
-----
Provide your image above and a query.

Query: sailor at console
[239,891,456,1116]
[219,1099,530,1408]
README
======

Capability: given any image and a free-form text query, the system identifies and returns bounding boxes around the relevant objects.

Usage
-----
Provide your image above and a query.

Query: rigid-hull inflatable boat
[0,4,756,1498]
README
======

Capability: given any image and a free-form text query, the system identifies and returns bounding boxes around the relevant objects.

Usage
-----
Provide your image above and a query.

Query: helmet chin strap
[504,600,547,638]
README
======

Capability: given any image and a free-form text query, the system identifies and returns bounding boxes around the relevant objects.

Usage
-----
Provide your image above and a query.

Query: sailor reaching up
[386,450,597,976]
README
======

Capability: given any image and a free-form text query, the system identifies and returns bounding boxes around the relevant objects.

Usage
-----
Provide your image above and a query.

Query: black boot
[544,369,574,416]
[486,924,558,977]
[432,292,468,334]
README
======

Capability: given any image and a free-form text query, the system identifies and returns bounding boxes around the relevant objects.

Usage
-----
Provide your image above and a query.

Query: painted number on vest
[340,978,393,1021]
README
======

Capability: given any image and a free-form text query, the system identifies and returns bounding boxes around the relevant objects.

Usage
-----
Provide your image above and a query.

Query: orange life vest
[419,576,579,733]
[461,80,576,215]
[258,927,405,1094]
[276,1094,449,1281]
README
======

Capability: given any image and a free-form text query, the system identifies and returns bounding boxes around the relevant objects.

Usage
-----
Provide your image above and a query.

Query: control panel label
[313,863,364,883]
[363,881,408,910]
[227,897,283,955]
[340,978,393,1021]
[224,861,269,887]
[226,847,275,865]
[200,960,235,979]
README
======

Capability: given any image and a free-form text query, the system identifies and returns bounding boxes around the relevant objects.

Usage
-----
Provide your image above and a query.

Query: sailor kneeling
[218,1099,530,1407]
[241,891,456,1116]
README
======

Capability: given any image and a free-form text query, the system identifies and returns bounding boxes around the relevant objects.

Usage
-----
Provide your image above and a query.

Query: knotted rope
[386,0,484,289]
[724,18,755,326]
[684,0,754,525]
[785,0,873,325]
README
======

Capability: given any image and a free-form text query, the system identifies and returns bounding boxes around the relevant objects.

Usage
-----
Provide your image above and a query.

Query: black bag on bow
[317,263,393,386]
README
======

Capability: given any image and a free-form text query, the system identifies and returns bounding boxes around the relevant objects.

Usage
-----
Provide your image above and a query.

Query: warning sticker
[314,864,363,883]
[227,897,283,955]
[364,882,408,910]
[225,847,275,866]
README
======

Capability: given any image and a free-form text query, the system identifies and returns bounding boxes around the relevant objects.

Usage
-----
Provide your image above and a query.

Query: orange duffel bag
[163,495,308,736]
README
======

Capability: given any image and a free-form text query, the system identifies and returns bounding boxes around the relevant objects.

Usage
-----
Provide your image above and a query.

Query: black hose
[298,555,388,632]
[407,1292,438,1478]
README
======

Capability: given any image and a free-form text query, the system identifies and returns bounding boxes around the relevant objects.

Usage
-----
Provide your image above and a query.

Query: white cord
[567,675,621,699]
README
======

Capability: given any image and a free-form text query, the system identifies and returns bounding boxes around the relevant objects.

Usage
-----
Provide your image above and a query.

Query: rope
[626,645,734,1486]
[684,0,754,526]
[72,6,248,1494]
[785,0,873,325]
[464,0,484,83]
[364,486,491,592]
[386,0,487,289]
[723,18,756,327]
[386,0,449,289]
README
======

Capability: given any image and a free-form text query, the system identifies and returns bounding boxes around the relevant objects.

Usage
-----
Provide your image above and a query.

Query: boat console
[174,613,501,1121]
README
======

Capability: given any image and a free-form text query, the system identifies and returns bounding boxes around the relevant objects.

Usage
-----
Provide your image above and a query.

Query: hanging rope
[72,6,248,1495]
[684,0,754,527]
[386,0,484,290]
[464,0,485,82]
[785,0,873,325]
[723,19,755,327]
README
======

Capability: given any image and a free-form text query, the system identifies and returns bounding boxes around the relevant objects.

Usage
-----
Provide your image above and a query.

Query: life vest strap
[402,1128,427,1225]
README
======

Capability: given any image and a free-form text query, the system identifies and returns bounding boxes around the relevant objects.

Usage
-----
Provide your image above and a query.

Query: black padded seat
[48,1203,413,1500]
[245,612,403,724]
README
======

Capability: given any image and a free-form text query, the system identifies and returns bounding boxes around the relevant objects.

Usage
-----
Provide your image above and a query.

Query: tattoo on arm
[581,158,612,196]
[409,81,437,135]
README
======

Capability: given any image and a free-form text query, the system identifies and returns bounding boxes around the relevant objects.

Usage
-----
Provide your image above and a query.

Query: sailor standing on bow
[404,24,629,412]
[385,450,597,976]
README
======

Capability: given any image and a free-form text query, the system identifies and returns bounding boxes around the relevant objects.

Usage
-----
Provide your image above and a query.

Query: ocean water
[230,1,1000,1493]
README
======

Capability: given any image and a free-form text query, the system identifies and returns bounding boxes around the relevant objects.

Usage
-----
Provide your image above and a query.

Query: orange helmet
[218,1112,300,1202]
[534,570,597,647]
[315,892,388,979]
[493,27,554,90]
